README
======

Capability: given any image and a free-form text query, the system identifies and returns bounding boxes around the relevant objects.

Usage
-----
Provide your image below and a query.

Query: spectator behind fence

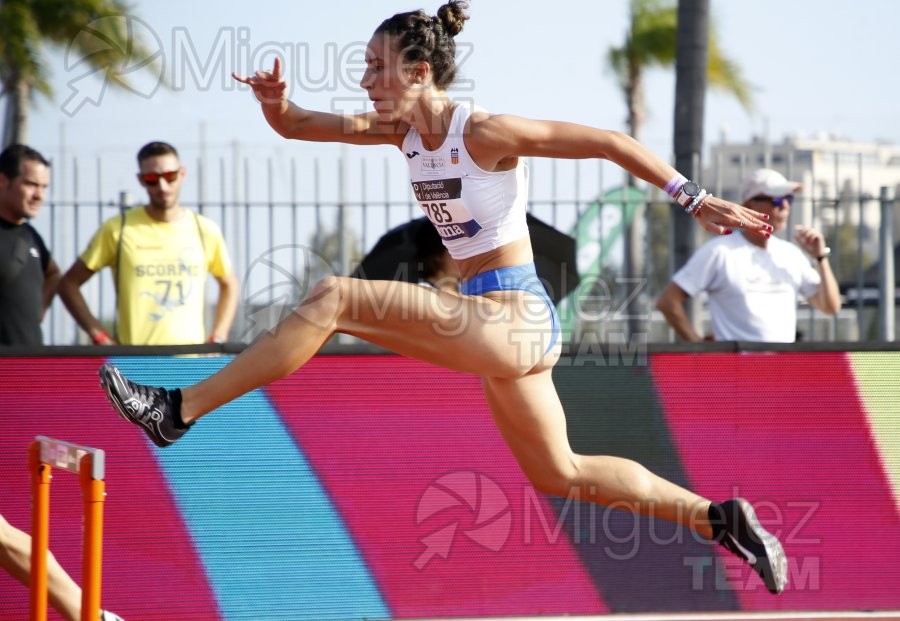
[58,141,238,345]
[0,144,59,346]
[656,168,841,342]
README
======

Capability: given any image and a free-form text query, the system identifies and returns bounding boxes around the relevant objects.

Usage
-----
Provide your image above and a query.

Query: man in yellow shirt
[59,142,238,345]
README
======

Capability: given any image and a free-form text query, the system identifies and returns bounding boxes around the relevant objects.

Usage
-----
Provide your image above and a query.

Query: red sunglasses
[139,170,180,185]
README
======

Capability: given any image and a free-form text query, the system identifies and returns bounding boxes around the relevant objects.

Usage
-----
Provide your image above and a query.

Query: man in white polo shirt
[656,168,841,342]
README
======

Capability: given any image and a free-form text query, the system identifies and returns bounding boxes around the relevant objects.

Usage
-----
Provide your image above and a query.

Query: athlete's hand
[693,195,773,237]
[232,56,287,107]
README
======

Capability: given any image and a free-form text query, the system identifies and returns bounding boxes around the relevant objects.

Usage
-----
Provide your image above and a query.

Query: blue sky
[22,0,900,203]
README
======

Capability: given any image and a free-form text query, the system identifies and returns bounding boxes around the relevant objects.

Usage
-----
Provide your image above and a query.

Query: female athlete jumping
[100,1,786,594]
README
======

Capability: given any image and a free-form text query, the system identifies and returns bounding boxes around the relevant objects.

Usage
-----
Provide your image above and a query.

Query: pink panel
[265,355,607,618]
[651,352,900,611]
[0,357,221,621]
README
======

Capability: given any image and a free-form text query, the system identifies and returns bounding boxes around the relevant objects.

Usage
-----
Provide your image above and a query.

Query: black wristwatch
[677,180,701,208]
[816,247,832,263]
[681,181,701,198]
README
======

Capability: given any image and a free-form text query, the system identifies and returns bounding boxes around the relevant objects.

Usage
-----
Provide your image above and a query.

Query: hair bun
[436,1,469,38]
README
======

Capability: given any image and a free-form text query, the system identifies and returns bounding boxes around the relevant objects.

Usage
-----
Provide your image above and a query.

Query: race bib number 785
[412,178,482,241]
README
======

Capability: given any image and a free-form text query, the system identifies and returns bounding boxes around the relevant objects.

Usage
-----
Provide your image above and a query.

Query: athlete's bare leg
[101,273,785,591]
[179,276,553,423]
[176,276,714,536]
[481,372,715,538]
[0,514,82,621]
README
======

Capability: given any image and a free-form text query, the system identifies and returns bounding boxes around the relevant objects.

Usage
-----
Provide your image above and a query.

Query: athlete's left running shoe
[98,363,187,448]
[714,497,788,594]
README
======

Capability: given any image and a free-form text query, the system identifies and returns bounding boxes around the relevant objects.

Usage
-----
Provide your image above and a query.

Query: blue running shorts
[459,262,560,355]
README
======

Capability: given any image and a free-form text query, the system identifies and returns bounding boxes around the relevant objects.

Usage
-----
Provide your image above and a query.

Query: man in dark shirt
[0,144,58,345]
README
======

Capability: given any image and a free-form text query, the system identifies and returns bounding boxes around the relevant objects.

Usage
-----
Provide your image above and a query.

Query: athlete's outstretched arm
[232,58,399,147]
[467,113,772,237]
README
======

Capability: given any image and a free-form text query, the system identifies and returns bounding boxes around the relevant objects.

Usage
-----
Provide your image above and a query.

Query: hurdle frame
[29,436,106,621]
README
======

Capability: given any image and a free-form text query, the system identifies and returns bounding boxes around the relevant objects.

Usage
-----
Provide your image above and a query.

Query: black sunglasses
[139,170,180,185]
[751,194,794,208]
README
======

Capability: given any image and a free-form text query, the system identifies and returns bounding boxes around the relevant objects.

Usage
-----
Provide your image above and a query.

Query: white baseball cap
[740,168,802,203]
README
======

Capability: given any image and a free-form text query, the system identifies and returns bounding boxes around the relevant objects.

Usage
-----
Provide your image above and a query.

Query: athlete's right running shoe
[714,497,788,594]
[101,610,126,621]
[98,363,188,448]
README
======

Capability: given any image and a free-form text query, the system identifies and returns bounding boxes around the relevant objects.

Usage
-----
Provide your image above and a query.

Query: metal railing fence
[27,154,897,345]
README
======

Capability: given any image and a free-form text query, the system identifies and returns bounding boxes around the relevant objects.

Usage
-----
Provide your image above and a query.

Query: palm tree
[0,0,163,147]
[605,0,752,339]
[607,0,753,145]
[670,0,711,333]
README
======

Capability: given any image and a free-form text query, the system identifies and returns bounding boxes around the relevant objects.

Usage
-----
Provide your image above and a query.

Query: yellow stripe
[849,352,900,507]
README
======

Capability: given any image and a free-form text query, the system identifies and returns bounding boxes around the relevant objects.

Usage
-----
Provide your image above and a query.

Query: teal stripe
[110,357,390,621]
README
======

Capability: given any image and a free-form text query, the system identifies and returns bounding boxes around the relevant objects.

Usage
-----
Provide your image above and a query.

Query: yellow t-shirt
[80,206,232,345]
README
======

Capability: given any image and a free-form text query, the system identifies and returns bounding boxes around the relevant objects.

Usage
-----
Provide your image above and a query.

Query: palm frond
[707,34,755,113]
[605,0,755,138]
[0,1,52,95]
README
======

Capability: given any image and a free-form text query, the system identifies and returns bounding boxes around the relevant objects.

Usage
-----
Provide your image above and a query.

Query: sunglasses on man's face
[751,194,794,208]
[139,170,180,186]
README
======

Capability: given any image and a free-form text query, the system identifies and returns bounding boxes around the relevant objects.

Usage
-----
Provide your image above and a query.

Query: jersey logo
[450,147,459,165]
[420,155,445,176]
[406,150,419,159]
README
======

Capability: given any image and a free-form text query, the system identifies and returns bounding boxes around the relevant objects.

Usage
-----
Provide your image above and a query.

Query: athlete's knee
[308,275,344,304]
[521,456,581,497]
[296,275,345,328]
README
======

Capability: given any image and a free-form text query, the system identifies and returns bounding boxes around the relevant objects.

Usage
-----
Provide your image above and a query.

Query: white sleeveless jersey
[402,103,530,260]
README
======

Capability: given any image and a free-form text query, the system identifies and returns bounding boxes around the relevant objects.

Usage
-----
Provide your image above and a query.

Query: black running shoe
[98,363,187,448]
[715,498,788,594]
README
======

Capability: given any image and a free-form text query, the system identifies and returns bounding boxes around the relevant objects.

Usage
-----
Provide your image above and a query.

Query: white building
[705,134,900,238]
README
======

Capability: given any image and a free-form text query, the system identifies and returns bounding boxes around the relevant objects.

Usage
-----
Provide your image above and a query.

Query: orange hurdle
[29,436,106,621]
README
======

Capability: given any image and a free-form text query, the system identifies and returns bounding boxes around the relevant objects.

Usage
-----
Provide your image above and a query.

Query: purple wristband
[664,174,688,198]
